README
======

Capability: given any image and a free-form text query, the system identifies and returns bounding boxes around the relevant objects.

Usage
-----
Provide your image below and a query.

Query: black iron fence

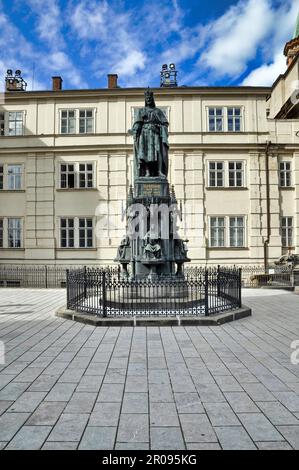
[240,265,293,288]
[66,266,242,317]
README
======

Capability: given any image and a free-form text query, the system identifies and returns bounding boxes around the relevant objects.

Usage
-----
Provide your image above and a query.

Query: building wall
[0,87,299,266]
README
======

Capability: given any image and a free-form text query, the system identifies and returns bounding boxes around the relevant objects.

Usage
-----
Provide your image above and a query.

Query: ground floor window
[209,215,246,248]
[0,218,22,248]
[281,217,293,247]
[60,217,93,248]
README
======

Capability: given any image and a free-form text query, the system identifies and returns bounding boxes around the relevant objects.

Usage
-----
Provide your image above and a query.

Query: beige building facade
[1,49,299,268]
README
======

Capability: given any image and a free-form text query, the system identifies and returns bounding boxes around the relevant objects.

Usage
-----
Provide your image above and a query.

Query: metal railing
[66,266,242,317]
[0,265,69,288]
[240,265,293,288]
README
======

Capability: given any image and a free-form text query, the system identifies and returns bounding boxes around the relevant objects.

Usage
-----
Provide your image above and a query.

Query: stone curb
[55,305,252,326]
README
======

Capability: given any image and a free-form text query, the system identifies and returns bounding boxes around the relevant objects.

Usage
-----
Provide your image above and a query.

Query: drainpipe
[264,140,271,273]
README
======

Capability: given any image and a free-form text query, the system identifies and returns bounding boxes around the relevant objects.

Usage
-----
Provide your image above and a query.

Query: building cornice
[2,86,272,102]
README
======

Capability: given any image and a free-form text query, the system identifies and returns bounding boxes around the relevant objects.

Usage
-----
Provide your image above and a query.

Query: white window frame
[0,164,3,190]
[209,217,225,247]
[59,217,94,248]
[0,218,3,248]
[60,109,76,134]
[59,162,95,189]
[0,163,24,190]
[79,109,95,134]
[59,108,96,134]
[228,161,244,187]
[0,218,23,248]
[207,160,246,188]
[229,216,245,247]
[281,217,293,247]
[208,107,224,132]
[0,111,25,136]
[227,107,242,132]
[209,215,247,248]
[207,106,244,132]
[208,161,224,187]
[279,161,292,187]
[78,218,93,248]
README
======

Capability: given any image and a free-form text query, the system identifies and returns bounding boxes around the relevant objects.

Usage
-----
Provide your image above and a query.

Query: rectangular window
[0,219,3,248]
[60,164,75,188]
[79,163,93,188]
[0,165,3,189]
[60,110,76,134]
[0,112,4,136]
[229,161,244,187]
[8,218,22,248]
[79,218,93,248]
[279,162,292,187]
[60,218,74,248]
[8,112,24,136]
[229,217,245,247]
[281,217,293,247]
[79,110,94,134]
[210,217,225,247]
[7,164,22,190]
[209,162,224,187]
[227,107,242,132]
[208,107,223,132]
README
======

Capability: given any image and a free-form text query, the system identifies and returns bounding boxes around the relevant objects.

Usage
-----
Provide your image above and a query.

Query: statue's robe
[132,106,169,176]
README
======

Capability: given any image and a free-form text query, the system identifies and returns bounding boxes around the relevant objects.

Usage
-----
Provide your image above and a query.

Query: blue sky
[0,0,298,90]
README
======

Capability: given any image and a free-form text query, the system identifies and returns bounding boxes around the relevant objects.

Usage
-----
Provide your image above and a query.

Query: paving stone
[27,402,66,426]
[64,392,97,414]
[204,402,240,426]
[78,426,116,450]
[148,357,167,369]
[0,400,13,416]
[97,383,124,402]
[174,392,204,414]
[0,442,7,450]
[242,383,276,402]
[256,441,293,450]
[0,381,30,400]
[117,414,149,443]
[42,441,78,450]
[215,426,256,450]
[103,368,127,384]
[115,442,149,450]
[47,413,89,442]
[214,375,243,392]
[151,427,185,450]
[276,426,299,450]
[45,382,77,402]
[89,402,121,427]
[150,402,180,427]
[5,425,51,450]
[8,391,47,413]
[0,412,30,441]
[148,369,170,384]
[125,376,148,393]
[195,383,226,403]
[180,414,218,443]
[76,375,103,392]
[149,383,174,403]
[58,368,86,383]
[85,363,108,376]
[28,375,58,392]
[122,393,148,414]
[187,443,221,450]
[256,401,299,425]
[14,368,44,383]
[273,392,299,412]
[237,413,284,442]
[224,392,260,413]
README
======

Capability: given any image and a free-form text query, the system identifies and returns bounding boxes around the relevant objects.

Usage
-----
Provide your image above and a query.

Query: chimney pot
[107,74,118,89]
[52,76,63,91]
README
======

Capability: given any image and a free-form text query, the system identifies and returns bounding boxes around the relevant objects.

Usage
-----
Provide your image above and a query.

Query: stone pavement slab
[0,287,299,450]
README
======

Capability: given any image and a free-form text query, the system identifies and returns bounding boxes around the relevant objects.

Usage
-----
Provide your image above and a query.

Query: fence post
[204,268,209,316]
[102,271,107,318]
[238,268,242,307]
[83,266,87,299]
[45,265,48,289]
[66,269,70,309]
[217,264,220,297]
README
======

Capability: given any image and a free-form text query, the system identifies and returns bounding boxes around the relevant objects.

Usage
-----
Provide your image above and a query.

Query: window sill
[57,248,97,251]
[56,188,97,191]
[279,186,295,190]
[0,248,24,250]
[208,247,249,250]
[0,189,25,193]
[206,187,248,190]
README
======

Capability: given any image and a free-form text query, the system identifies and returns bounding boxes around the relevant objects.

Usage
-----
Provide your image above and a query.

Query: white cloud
[199,0,274,77]
[115,51,146,76]
[242,52,286,86]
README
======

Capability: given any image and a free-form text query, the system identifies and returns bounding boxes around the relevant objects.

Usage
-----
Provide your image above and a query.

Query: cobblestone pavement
[0,288,299,450]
